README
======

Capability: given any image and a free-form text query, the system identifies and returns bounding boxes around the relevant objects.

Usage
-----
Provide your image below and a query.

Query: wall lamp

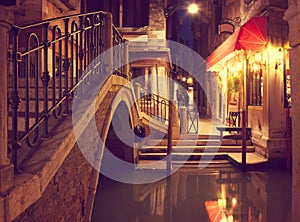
[164,2,199,18]
[275,47,283,70]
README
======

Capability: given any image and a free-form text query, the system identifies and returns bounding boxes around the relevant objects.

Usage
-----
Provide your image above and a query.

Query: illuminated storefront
[206,16,290,163]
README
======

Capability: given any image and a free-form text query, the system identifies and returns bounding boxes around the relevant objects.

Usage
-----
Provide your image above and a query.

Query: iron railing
[112,25,127,78]
[140,88,169,122]
[7,11,127,171]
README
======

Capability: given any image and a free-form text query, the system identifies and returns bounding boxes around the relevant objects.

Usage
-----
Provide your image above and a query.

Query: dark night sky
[176,0,194,48]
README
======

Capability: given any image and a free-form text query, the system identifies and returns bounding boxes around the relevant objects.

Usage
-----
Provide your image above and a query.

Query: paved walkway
[198,118,222,135]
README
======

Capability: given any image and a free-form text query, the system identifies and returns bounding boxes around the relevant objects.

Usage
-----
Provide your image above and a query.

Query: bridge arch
[83,77,142,221]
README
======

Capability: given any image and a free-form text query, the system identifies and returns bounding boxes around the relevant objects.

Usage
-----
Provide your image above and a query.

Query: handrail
[7,11,128,172]
[11,11,109,30]
[139,87,169,122]
[112,24,127,77]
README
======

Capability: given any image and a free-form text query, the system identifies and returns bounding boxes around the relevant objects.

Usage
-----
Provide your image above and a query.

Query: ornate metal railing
[7,11,127,171]
[112,25,127,78]
[140,88,169,122]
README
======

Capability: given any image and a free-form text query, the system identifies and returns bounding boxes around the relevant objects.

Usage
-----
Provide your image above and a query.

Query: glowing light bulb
[187,3,199,14]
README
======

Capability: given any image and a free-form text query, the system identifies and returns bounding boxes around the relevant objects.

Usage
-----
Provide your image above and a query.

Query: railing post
[167,100,173,174]
[78,16,84,96]
[63,18,70,115]
[0,5,14,198]
[103,13,113,72]
[124,40,130,78]
[41,23,51,138]
[10,26,21,173]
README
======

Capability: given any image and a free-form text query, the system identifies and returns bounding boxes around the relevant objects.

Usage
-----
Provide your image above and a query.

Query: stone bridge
[0,0,300,222]
[6,75,145,222]
[0,8,165,221]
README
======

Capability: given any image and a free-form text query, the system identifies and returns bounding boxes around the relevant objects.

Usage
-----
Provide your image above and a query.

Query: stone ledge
[0,164,14,195]
[8,173,41,220]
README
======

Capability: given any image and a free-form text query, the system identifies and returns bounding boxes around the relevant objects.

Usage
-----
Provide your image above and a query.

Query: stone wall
[284,1,300,221]
[12,143,96,222]
[148,0,165,39]
[13,0,81,25]
[4,75,137,222]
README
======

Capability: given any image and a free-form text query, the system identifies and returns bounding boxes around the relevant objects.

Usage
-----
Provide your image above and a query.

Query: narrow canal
[91,166,291,222]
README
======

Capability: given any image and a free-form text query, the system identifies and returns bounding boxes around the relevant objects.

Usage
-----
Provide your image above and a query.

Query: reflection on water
[91,167,291,222]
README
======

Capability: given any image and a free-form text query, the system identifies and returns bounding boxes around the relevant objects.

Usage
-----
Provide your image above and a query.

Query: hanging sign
[218,22,235,35]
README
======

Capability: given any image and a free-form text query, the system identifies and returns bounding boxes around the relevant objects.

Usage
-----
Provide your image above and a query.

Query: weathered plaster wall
[285,0,300,221]
[148,0,166,39]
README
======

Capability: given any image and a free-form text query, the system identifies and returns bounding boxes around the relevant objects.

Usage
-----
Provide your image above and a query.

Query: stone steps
[136,159,233,170]
[138,133,256,167]
[139,145,255,154]
[143,138,252,146]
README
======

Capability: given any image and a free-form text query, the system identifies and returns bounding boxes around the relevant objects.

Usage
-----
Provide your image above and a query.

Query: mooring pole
[167,75,174,175]
[241,108,247,172]
[167,101,173,175]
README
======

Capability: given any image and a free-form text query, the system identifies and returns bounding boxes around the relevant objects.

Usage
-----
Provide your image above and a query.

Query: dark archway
[103,101,135,164]
[91,101,137,221]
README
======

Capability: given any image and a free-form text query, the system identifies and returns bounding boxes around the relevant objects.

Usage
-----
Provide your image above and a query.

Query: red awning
[207,16,267,69]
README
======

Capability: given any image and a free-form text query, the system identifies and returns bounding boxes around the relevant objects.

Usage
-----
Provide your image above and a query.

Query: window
[87,0,149,28]
[123,0,149,27]
[0,0,16,6]
[248,60,263,106]
[88,0,120,26]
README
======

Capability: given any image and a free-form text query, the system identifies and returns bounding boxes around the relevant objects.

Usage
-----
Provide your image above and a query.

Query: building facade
[205,0,290,165]
[1,0,300,221]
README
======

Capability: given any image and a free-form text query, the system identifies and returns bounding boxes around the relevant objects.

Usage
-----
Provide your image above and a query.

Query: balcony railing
[7,11,128,172]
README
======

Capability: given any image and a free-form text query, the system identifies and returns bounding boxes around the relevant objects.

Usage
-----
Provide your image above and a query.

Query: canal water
[91,166,291,222]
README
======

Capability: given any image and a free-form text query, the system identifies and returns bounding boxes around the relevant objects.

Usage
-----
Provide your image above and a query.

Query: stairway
[137,133,255,169]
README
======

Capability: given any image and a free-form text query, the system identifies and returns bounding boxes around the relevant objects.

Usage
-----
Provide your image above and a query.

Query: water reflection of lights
[232,197,237,207]
[92,169,291,222]
[206,195,237,221]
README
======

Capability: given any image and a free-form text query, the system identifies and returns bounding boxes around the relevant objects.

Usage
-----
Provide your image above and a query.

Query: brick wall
[13,144,95,222]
